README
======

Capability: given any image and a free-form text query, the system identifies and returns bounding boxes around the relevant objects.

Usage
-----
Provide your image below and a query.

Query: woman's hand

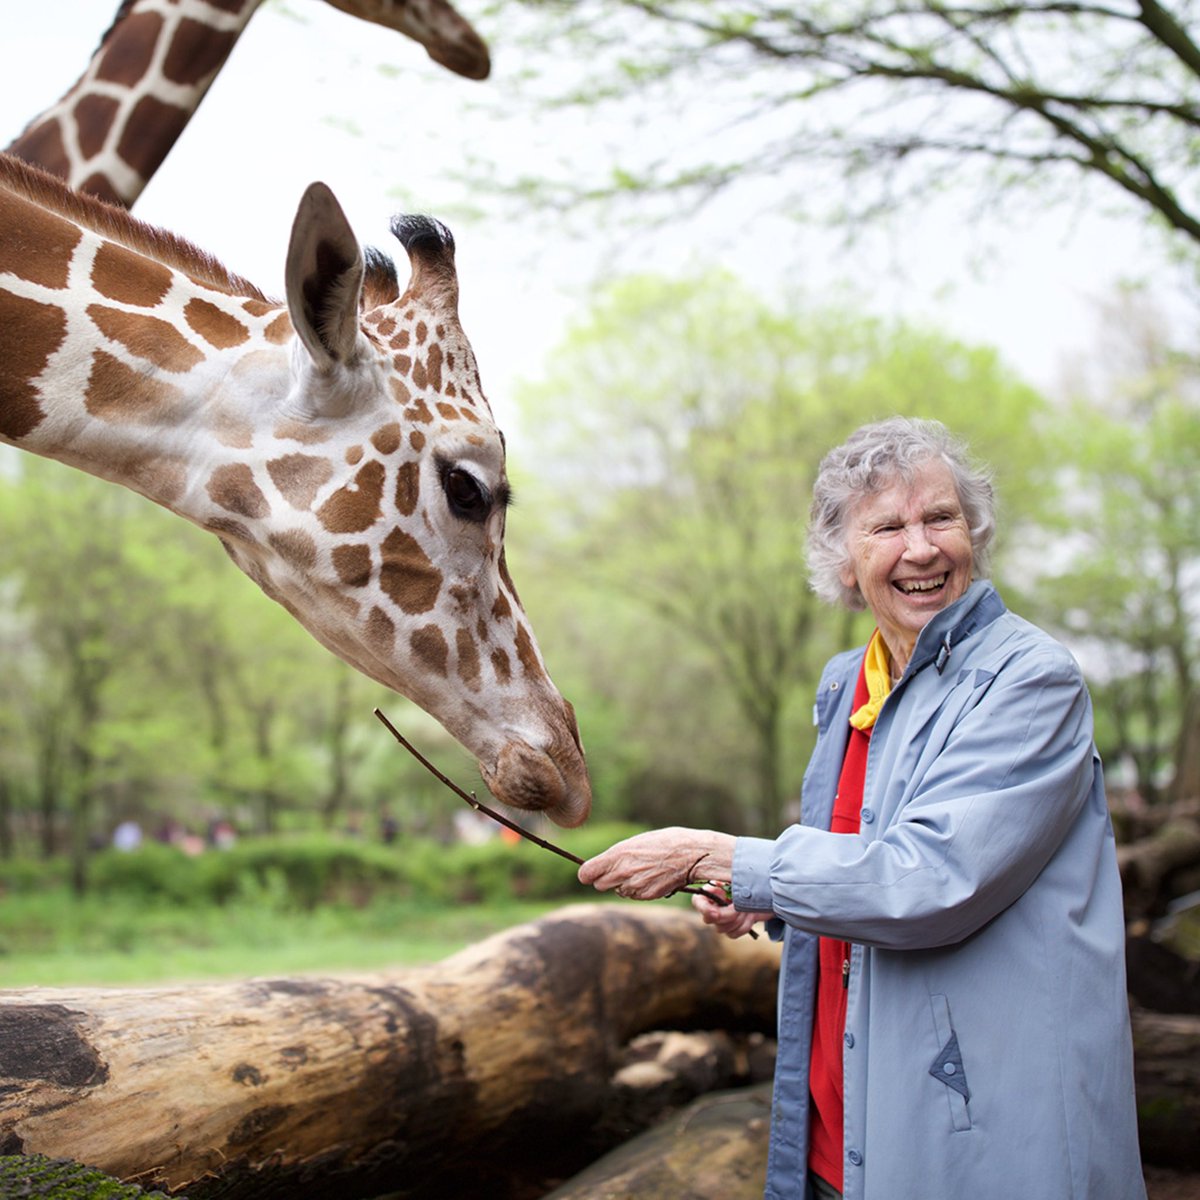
[692,886,771,938]
[578,827,736,900]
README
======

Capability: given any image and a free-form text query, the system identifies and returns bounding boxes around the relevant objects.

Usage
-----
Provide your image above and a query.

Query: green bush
[49,822,649,911]
[0,855,70,895]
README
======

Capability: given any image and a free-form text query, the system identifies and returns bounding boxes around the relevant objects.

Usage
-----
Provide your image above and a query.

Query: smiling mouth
[894,573,948,595]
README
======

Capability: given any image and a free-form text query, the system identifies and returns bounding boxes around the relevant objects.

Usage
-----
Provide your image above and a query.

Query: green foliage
[79,824,643,911]
[511,272,1052,830]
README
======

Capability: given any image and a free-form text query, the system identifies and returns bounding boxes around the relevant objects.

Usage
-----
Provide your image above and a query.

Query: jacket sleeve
[732,643,1103,950]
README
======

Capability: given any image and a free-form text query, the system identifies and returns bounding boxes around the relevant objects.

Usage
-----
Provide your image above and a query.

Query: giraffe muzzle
[482,736,592,829]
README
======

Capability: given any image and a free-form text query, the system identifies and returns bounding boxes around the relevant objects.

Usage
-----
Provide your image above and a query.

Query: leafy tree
[1029,291,1200,802]
[512,271,1051,830]
[478,0,1200,249]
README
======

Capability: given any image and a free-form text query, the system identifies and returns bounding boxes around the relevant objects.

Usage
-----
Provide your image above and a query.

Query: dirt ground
[1146,1167,1200,1199]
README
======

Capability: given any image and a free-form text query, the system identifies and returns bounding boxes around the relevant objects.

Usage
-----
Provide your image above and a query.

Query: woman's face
[838,459,974,668]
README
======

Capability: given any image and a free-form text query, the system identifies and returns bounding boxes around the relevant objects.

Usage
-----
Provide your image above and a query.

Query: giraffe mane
[0,152,270,303]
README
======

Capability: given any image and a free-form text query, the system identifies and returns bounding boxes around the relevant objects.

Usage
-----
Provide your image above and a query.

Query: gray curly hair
[807,417,996,610]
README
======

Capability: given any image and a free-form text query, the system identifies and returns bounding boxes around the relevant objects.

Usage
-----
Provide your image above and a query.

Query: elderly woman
[579,417,1145,1200]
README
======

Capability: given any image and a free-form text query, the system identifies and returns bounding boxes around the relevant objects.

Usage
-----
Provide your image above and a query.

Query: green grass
[0,891,604,988]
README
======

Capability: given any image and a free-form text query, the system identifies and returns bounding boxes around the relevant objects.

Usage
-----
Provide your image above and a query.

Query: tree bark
[0,904,780,1200]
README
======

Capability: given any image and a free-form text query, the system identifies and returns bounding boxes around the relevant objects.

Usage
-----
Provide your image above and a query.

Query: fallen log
[0,904,781,1200]
[1118,817,1200,919]
[1132,1006,1200,1171]
[544,1083,773,1200]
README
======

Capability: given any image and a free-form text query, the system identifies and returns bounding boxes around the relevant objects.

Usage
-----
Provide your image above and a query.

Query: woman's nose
[902,523,937,560]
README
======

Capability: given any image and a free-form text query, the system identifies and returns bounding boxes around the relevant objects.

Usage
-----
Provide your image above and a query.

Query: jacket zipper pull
[842,956,851,989]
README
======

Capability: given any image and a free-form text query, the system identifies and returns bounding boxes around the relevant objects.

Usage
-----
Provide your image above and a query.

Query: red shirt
[807,654,872,1191]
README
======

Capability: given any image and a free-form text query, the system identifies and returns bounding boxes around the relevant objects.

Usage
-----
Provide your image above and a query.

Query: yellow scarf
[849,630,893,732]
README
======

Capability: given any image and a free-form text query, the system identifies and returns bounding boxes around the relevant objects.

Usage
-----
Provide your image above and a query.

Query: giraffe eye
[441,466,490,523]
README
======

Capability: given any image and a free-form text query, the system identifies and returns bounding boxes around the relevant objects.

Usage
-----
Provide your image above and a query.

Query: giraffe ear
[285,182,365,371]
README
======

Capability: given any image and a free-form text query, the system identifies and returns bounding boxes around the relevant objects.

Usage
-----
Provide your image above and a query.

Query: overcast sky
[2,0,1178,440]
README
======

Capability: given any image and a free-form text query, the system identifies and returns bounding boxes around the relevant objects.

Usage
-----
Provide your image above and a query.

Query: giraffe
[6,0,490,208]
[0,151,592,827]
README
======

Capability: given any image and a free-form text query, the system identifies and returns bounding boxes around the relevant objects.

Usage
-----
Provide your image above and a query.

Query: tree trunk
[0,904,781,1200]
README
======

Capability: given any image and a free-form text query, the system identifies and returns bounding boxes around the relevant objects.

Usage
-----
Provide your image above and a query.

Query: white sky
[1,0,1182,441]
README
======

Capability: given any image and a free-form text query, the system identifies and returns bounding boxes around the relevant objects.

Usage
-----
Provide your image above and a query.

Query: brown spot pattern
[491,648,511,684]
[316,460,385,533]
[395,461,420,516]
[390,378,411,405]
[273,420,333,445]
[411,625,448,676]
[208,463,269,520]
[425,343,443,393]
[436,403,459,421]
[165,19,238,86]
[371,424,401,455]
[119,96,190,180]
[456,627,482,690]
[75,95,121,158]
[268,529,317,569]
[0,291,64,439]
[410,431,426,451]
[84,349,184,423]
[88,304,204,372]
[186,298,250,349]
[333,544,372,587]
[345,446,363,464]
[0,205,78,289]
[267,454,333,510]
[97,11,161,84]
[514,623,546,681]
[367,605,395,655]
[92,241,172,306]
[405,398,433,424]
[380,528,442,613]
[264,312,292,343]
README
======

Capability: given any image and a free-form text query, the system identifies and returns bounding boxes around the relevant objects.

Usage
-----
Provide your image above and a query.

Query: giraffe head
[223,184,591,827]
[0,154,588,825]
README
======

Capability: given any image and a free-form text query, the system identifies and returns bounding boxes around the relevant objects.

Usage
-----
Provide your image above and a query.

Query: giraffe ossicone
[0,152,591,828]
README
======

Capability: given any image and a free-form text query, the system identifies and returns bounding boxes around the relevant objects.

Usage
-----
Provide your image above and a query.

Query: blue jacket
[733,582,1145,1200]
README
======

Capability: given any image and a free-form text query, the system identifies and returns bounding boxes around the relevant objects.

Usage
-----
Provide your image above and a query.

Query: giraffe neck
[0,151,283,516]
[7,0,262,207]
[6,0,490,209]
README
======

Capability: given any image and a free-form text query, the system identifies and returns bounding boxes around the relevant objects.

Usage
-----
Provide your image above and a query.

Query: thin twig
[373,707,751,922]
[373,707,584,864]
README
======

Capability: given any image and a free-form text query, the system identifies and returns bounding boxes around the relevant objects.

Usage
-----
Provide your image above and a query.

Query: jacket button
[844,1032,854,1048]
[943,1062,957,1075]
[847,1149,863,1167]
[830,681,840,691]
[860,807,875,824]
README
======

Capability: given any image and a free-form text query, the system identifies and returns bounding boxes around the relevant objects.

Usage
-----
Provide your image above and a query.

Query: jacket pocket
[928,993,972,1132]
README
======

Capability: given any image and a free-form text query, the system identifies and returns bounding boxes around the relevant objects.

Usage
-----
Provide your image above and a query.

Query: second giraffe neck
[7,0,263,206]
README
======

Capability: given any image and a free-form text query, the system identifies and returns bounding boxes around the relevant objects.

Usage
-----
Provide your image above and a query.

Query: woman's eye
[442,467,490,522]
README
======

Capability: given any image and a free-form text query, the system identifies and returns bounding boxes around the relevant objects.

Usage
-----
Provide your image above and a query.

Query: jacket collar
[901,579,1006,680]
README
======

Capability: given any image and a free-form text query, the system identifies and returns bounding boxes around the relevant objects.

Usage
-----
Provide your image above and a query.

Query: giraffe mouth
[481,736,592,829]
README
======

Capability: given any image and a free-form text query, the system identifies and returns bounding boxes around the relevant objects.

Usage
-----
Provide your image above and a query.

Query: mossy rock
[0,1154,180,1199]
